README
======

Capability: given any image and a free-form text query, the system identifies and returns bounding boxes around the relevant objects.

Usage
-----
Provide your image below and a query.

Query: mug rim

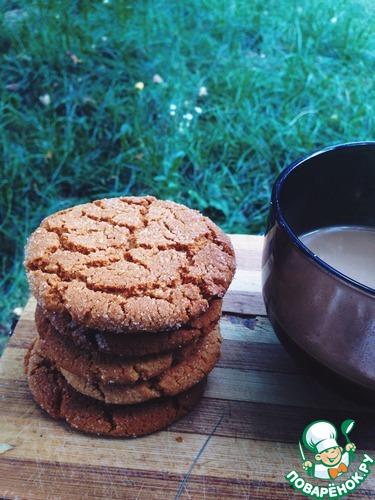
[272,141,375,296]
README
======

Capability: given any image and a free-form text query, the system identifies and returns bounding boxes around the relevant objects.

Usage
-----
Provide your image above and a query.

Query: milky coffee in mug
[299,226,375,290]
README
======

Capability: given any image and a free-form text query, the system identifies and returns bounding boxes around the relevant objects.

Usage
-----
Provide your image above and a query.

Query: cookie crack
[31,265,183,296]
[84,254,122,267]
[205,223,235,257]
[44,227,100,256]
[29,355,65,418]
[118,196,155,207]
[100,402,116,432]
[123,251,151,271]
[82,211,139,231]
[46,223,131,255]
[92,379,106,400]
[139,197,152,230]
[52,368,65,418]
[159,219,182,243]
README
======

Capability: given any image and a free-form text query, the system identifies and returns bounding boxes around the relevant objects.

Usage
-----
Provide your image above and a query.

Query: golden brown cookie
[41,299,222,357]
[35,310,177,385]
[25,197,235,333]
[58,325,221,405]
[25,343,206,437]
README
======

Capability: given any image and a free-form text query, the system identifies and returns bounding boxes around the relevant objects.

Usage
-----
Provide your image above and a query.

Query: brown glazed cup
[262,142,375,401]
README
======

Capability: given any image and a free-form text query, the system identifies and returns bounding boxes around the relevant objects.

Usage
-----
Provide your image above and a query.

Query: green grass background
[1,0,374,351]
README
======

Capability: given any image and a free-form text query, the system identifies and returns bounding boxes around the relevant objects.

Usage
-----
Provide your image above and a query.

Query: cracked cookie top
[25,196,236,332]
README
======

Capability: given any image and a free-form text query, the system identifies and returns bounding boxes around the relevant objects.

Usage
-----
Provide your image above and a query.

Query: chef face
[315,446,343,467]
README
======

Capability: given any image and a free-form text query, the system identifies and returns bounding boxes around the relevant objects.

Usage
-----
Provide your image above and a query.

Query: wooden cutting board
[1,235,375,499]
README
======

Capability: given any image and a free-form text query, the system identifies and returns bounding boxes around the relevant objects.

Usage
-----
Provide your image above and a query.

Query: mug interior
[276,143,375,235]
[273,142,375,293]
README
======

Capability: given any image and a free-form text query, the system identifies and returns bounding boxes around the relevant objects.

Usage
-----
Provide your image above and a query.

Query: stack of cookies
[24,196,235,437]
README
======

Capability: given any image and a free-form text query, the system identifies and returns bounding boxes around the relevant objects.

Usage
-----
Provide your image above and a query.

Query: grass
[1,0,374,351]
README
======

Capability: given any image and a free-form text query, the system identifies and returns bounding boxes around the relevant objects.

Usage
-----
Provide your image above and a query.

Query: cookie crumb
[175,436,183,443]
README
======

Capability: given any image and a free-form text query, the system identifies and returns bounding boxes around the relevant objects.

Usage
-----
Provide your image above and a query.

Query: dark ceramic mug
[262,142,375,400]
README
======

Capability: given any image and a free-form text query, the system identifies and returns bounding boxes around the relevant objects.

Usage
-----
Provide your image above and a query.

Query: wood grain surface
[1,235,375,499]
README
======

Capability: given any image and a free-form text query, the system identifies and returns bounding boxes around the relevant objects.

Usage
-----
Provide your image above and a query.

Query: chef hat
[303,420,339,454]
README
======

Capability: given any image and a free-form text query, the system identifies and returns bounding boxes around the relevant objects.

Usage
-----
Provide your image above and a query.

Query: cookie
[25,197,235,333]
[35,310,177,385]
[25,343,206,437]
[41,298,222,357]
[58,325,221,405]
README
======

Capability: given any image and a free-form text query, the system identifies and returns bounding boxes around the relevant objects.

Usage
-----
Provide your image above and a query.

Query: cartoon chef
[301,420,356,480]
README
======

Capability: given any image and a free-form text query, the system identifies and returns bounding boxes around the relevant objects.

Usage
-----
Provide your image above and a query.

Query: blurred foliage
[0,0,374,349]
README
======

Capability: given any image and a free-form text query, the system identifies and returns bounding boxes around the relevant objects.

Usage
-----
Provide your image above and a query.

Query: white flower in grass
[170,104,177,111]
[103,0,110,4]
[330,16,337,24]
[183,113,193,121]
[39,94,51,106]
[101,35,108,42]
[199,86,208,97]
[194,106,202,114]
[13,307,23,317]
[170,110,176,116]
[134,81,145,90]
[153,74,163,84]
